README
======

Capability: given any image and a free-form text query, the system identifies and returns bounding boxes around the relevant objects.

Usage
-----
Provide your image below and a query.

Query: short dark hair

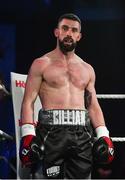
[57,13,81,27]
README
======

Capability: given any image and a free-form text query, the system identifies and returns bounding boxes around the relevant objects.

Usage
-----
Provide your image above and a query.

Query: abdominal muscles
[39,82,85,110]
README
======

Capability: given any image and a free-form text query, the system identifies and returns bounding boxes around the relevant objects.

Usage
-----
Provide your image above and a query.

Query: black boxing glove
[19,124,44,167]
[93,126,114,165]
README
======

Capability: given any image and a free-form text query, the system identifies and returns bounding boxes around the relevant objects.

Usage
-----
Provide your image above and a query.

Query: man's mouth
[63,38,73,44]
[64,38,73,44]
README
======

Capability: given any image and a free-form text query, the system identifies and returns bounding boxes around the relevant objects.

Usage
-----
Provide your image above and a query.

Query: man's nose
[66,29,73,36]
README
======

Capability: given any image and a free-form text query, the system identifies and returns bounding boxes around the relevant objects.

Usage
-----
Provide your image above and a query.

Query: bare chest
[43,62,89,89]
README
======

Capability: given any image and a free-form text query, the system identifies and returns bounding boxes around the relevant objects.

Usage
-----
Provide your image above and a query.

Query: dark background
[0,0,125,179]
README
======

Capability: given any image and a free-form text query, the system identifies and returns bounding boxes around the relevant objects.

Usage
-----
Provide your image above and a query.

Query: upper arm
[22,59,43,106]
[85,66,98,109]
[84,65,106,128]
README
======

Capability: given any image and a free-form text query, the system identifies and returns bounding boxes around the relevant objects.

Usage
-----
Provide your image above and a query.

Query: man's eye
[72,28,78,32]
[62,26,68,31]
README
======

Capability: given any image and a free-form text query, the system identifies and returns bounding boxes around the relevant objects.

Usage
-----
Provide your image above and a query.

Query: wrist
[95,126,109,139]
[21,124,36,137]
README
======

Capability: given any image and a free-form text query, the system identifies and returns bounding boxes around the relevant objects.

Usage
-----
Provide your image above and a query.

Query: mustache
[63,36,74,43]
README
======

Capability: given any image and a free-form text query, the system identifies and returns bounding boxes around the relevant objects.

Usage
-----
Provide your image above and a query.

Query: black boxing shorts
[35,109,94,179]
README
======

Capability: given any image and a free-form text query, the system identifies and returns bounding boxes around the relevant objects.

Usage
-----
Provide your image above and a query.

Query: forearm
[88,106,106,129]
[21,102,36,137]
[88,105,110,138]
[21,102,34,124]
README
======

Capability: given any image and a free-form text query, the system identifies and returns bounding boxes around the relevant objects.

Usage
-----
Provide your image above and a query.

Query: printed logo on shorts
[46,166,60,177]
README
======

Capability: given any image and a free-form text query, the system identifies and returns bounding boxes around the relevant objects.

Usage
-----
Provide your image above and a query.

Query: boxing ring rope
[111,137,125,142]
[96,94,125,142]
[97,94,125,99]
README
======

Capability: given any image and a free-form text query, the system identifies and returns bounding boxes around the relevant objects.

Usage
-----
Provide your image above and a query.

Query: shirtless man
[19,13,114,179]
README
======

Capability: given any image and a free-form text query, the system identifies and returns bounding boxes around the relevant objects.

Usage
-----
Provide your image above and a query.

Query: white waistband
[42,109,86,126]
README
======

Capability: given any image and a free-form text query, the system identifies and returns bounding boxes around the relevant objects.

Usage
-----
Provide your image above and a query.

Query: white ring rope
[111,137,125,142]
[95,94,125,142]
[97,94,125,99]
[94,137,125,142]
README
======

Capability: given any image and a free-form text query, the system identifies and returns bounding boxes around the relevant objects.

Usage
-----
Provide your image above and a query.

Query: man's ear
[77,32,82,42]
[54,28,59,38]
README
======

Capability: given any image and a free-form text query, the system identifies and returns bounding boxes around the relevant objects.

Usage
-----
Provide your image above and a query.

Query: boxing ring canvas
[10,72,41,179]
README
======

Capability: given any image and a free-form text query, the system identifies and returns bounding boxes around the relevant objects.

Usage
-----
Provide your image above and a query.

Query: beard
[58,36,77,54]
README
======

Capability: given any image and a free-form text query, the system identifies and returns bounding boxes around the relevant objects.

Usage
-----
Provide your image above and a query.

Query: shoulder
[76,55,96,80]
[29,51,53,73]
[83,61,95,75]
[77,55,95,72]
[83,61,95,80]
[83,61,96,82]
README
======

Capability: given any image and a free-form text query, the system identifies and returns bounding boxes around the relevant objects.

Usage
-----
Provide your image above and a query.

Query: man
[19,13,114,179]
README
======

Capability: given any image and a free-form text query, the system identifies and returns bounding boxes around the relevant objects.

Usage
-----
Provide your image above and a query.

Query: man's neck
[55,47,75,62]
